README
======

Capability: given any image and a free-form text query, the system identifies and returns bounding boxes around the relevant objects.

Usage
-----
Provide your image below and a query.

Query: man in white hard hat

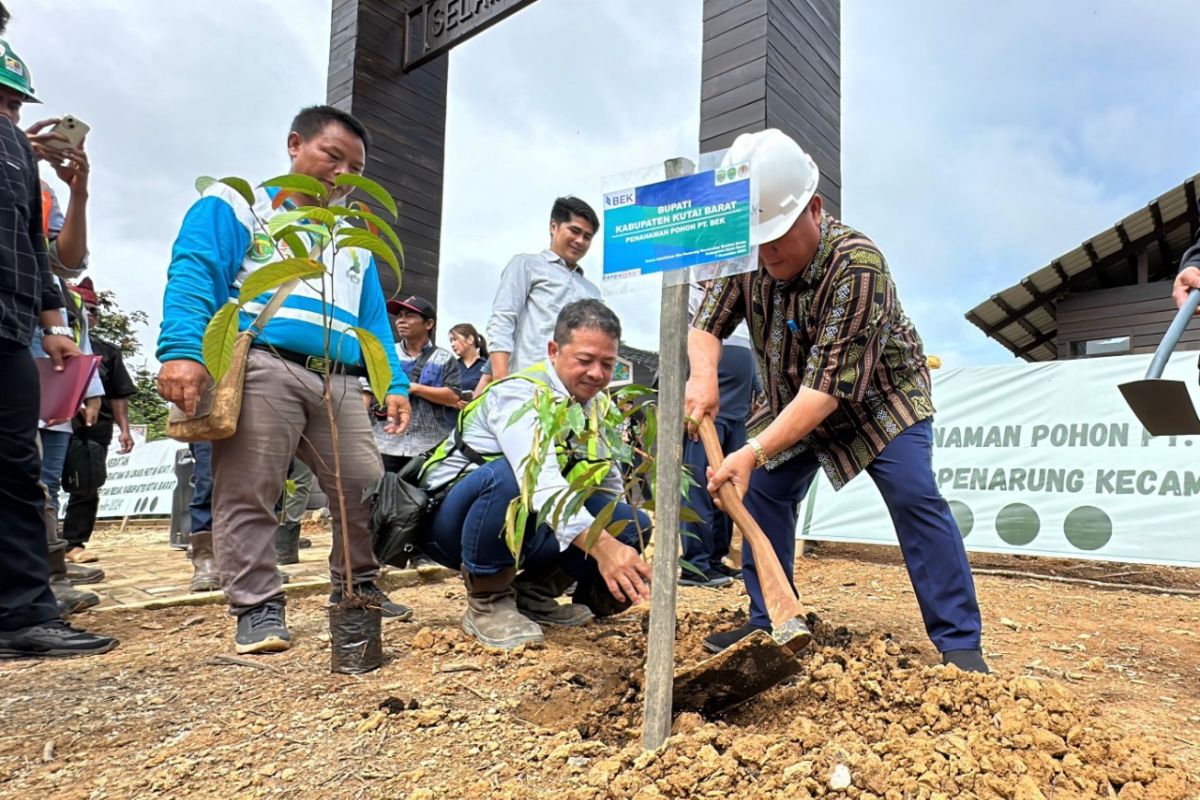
[685,129,987,673]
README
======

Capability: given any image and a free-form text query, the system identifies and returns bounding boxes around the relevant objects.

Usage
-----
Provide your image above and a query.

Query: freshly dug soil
[1,532,1197,799]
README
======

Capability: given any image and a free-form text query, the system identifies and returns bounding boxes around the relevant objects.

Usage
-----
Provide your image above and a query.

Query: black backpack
[362,453,434,569]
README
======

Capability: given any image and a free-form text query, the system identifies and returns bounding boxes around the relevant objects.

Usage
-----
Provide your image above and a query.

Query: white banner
[800,351,1200,567]
[94,438,181,518]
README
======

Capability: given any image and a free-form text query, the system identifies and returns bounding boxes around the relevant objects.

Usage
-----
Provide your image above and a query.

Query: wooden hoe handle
[698,417,806,628]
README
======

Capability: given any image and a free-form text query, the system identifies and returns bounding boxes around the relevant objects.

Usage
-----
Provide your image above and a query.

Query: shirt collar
[541,249,583,274]
[401,338,435,358]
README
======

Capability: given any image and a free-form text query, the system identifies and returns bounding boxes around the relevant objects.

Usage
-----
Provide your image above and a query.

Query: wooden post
[642,156,697,751]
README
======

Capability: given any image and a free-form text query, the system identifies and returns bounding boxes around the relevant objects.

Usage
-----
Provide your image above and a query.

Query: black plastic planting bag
[329,604,383,674]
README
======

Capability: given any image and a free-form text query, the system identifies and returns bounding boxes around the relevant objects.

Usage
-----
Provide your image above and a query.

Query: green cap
[0,41,39,103]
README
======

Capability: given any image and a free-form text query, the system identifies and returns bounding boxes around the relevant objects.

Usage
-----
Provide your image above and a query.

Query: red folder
[36,354,101,422]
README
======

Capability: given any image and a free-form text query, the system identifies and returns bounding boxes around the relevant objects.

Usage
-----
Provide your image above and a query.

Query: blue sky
[15,0,1200,370]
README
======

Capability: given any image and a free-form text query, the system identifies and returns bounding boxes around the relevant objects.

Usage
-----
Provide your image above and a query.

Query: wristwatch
[43,325,73,338]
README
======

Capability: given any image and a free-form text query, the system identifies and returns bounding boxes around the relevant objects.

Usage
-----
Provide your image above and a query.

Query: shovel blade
[1118,379,1200,436]
[672,630,802,716]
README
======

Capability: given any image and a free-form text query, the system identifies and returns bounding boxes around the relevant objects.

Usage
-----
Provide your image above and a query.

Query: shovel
[672,417,813,716]
[1118,288,1200,436]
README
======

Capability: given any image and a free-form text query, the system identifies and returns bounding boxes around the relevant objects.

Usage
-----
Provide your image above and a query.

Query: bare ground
[1,532,1197,799]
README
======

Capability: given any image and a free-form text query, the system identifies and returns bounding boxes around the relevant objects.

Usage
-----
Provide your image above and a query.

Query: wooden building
[967,174,1200,361]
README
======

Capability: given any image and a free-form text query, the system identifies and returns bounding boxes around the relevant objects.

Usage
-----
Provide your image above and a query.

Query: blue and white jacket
[157,182,408,396]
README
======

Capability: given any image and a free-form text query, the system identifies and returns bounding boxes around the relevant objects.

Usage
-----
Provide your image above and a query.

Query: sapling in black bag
[363,454,433,569]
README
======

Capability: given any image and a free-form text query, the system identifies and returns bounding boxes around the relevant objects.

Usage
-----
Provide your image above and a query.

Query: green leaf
[266,208,338,238]
[201,302,241,383]
[336,230,401,283]
[679,506,703,524]
[332,207,405,259]
[284,479,297,497]
[566,403,586,434]
[275,223,331,248]
[266,208,308,236]
[261,173,328,200]
[679,558,708,579]
[280,232,313,262]
[237,258,325,305]
[351,327,393,402]
[334,174,398,219]
[582,500,618,552]
[506,399,537,428]
[218,177,256,207]
[195,176,217,195]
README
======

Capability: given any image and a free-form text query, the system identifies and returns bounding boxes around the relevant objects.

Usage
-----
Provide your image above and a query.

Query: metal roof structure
[966,174,1200,361]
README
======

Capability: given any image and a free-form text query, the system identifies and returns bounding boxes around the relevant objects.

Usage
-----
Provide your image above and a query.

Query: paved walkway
[73,518,451,611]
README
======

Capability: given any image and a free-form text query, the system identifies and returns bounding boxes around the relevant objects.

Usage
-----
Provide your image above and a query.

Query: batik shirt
[693,214,934,489]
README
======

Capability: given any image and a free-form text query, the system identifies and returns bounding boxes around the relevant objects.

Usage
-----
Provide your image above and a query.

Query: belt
[253,344,369,378]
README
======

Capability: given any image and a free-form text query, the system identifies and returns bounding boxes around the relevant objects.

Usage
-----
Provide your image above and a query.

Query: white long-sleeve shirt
[421,359,624,552]
[485,250,601,373]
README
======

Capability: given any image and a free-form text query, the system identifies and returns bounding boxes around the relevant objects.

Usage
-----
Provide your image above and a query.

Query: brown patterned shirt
[693,214,934,489]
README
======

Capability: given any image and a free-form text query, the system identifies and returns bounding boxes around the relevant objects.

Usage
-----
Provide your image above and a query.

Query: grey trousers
[212,349,383,615]
[282,459,315,526]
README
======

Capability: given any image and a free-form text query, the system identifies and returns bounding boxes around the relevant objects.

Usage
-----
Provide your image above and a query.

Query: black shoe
[711,562,743,580]
[50,577,100,616]
[703,622,770,654]
[942,649,990,674]
[0,620,118,659]
[679,569,733,588]
[66,562,105,585]
[329,581,413,621]
[235,599,291,654]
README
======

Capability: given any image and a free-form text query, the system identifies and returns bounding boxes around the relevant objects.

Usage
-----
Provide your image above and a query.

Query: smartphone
[44,115,89,153]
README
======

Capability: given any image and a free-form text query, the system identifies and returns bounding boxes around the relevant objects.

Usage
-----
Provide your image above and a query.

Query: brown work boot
[461,566,543,650]
[515,567,593,627]
[48,548,99,616]
[189,532,221,593]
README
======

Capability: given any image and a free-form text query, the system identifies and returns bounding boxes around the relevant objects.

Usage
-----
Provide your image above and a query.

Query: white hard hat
[722,129,820,245]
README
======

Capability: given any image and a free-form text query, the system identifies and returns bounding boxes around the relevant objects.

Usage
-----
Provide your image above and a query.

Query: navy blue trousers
[188,441,213,534]
[681,415,746,573]
[741,419,981,652]
[423,459,650,595]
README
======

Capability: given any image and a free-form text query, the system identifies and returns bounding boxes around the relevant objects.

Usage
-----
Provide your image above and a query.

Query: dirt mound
[506,610,1194,799]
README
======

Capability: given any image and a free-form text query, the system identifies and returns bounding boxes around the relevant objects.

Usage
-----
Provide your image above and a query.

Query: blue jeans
[681,416,746,574]
[38,429,71,516]
[423,459,651,592]
[189,441,213,534]
[741,419,982,653]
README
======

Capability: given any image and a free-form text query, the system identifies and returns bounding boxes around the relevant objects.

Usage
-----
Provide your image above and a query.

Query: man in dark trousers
[0,17,116,658]
[686,129,986,673]
[61,279,136,563]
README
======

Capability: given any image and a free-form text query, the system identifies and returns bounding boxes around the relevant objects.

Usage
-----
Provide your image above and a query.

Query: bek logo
[5,56,22,76]
[346,249,363,283]
[604,190,636,209]
[248,233,275,264]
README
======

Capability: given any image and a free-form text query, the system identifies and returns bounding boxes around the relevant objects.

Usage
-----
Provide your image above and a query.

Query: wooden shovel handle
[697,417,805,628]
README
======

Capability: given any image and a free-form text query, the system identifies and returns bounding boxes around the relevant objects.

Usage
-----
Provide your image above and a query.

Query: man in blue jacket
[157,106,412,654]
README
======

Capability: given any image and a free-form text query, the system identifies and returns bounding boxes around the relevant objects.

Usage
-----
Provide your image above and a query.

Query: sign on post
[603,166,751,279]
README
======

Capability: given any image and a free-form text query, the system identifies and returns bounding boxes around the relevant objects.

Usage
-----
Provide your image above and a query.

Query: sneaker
[0,620,117,659]
[329,581,413,621]
[66,562,105,585]
[679,569,734,589]
[235,599,291,654]
[711,562,743,580]
[942,649,990,674]
[703,622,770,654]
